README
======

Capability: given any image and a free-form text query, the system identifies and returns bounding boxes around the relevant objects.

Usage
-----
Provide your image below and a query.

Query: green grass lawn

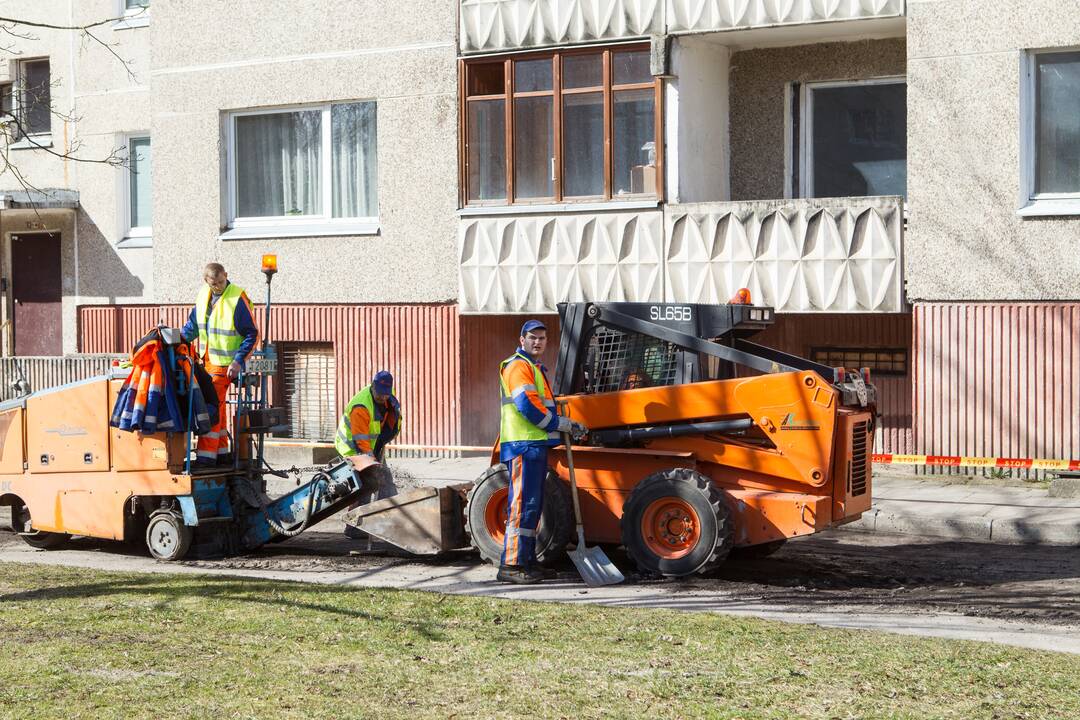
[1,562,1077,720]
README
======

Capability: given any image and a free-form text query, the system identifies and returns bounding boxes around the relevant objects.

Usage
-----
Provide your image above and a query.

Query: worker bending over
[497,319,586,584]
[336,370,401,507]
[181,262,259,467]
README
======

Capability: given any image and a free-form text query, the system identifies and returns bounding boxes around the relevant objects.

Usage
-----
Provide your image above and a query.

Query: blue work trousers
[501,443,547,567]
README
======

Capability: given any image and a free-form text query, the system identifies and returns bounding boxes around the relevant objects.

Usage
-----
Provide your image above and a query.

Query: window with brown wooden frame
[462,45,661,206]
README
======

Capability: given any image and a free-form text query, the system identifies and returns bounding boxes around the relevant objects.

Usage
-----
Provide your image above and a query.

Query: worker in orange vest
[180,263,259,467]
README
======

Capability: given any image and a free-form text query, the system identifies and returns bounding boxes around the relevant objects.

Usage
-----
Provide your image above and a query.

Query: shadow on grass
[0,574,449,641]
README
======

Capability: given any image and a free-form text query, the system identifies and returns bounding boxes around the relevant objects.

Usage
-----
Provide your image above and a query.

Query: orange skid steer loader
[348,300,878,578]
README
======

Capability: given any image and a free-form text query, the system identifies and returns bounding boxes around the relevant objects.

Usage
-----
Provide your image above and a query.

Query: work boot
[531,565,558,580]
[496,565,545,585]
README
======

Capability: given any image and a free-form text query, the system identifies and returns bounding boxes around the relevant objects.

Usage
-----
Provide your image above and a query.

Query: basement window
[277,343,337,441]
[811,347,908,376]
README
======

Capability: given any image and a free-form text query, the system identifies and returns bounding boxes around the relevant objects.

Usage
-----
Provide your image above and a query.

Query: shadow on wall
[74,209,144,300]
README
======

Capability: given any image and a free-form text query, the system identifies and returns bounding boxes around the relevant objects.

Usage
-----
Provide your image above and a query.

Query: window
[0,83,12,117]
[125,0,149,8]
[225,101,378,238]
[463,46,661,206]
[117,0,150,28]
[18,59,51,137]
[1019,50,1080,216]
[796,79,906,199]
[811,347,908,376]
[122,135,152,243]
[278,343,336,440]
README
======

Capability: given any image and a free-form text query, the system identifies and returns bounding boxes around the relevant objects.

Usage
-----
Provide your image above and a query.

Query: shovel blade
[568,544,625,587]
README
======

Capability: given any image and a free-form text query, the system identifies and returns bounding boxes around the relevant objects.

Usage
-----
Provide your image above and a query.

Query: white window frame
[795,76,907,199]
[118,133,152,248]
[222,102,379,240]
[9,58,52,150]
[1018,47,1080,217]
[115,0,150,30]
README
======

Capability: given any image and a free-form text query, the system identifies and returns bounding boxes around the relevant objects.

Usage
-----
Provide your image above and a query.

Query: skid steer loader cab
[466,300,877,578]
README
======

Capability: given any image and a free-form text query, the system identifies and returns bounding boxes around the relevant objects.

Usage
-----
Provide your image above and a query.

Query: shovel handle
[557,399,586,531]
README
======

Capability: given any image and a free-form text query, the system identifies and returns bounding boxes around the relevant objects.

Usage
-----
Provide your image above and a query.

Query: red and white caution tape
[873,454,1080,471]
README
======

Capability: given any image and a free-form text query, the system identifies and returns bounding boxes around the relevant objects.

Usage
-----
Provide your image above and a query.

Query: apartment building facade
[2,1,1078,465]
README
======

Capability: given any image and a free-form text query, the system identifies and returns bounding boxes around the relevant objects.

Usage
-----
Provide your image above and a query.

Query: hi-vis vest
[499,354,558,443]
[335,385,400,457]
[196,282,244,367]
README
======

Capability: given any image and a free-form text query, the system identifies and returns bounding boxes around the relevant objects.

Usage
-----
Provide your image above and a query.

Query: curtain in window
[236,110,322,218]
[1036,53,1080,194]
[331,102,377,218]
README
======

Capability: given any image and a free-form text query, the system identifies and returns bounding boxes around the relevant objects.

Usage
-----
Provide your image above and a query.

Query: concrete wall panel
[906,0,1080,301]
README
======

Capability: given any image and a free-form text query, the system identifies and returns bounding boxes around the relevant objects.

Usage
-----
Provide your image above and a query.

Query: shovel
[563,431,624,587]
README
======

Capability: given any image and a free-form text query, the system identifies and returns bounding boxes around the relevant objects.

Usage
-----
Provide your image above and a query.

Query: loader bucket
[342,486,468,555]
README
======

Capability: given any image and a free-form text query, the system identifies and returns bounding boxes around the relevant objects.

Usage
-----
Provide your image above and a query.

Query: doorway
[11,232,62,356]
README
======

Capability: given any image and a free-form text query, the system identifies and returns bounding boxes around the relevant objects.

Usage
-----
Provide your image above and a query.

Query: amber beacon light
[731,287,752,305]
[261,254,278,278]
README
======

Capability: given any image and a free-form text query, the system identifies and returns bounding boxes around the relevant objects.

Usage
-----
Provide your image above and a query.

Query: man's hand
[227,361,242,380]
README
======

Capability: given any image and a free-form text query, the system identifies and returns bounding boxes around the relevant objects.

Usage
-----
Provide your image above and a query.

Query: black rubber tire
[15,505,70,550]
[729,539,787,560]
[21,530,71,550]
[145,511,193,561]
[465,464,573,567]
[620,468,734,578]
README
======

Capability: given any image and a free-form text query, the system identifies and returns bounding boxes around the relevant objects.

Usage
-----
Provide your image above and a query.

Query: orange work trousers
[196,364,232,464]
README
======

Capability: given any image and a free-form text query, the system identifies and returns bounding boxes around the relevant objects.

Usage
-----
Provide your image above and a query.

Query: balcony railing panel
[665,196,904,312]
[668,0,905,34]
[459,0,663,54]
[458,210,665,313]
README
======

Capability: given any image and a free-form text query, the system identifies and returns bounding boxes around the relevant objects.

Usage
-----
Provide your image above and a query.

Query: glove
[570,420,589,441]
[556,415,573,434]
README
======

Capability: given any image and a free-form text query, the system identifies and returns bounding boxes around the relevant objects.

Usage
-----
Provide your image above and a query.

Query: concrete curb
[840,508,1080,545]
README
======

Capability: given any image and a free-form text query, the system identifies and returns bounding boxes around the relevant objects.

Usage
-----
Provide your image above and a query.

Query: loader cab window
[581,328,679,394]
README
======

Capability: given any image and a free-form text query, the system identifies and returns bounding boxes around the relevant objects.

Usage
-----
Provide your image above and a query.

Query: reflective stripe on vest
[334,385,399,457]
[196,283,244,366]
[499,354,552,443]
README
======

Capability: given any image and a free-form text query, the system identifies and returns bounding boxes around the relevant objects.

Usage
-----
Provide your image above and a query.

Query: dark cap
[371,370,394,395]
[520,319,547,336]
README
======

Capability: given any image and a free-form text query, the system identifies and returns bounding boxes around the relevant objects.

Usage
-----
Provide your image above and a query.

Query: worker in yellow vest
[497,319,586,584]
[335,370,402,507]
[181,263,259,467]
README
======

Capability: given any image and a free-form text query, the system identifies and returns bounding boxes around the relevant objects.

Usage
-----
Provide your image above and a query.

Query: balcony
[457,196,904,313]
[459,0,905,54]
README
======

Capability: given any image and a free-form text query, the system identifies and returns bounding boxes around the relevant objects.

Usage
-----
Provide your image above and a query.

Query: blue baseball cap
[520,319,547,336]
[371,370,394,395]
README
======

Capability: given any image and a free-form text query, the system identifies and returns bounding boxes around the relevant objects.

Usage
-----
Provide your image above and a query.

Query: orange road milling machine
[0,261,877,576]
[0,255,390,561]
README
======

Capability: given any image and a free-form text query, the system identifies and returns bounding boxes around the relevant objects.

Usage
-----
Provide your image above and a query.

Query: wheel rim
[484,487,509,545]
[640,498,701,560]
[148,517,179,558]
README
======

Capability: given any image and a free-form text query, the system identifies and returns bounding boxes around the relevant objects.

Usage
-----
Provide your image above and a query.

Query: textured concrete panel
[906,0,1080,301]
[459,0,662,53]
[668,0,904,34]
[458,210,665,313]
[665,197,904,311]
[729,39,906,201]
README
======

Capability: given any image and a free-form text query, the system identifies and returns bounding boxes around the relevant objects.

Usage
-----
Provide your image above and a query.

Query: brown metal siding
[747,313,914,454]
[78,303,461,451]
[459,313,560,447]
[915,303,1080,474]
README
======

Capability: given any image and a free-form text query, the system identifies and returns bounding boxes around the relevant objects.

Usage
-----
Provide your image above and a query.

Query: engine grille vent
[851,420,869,496]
